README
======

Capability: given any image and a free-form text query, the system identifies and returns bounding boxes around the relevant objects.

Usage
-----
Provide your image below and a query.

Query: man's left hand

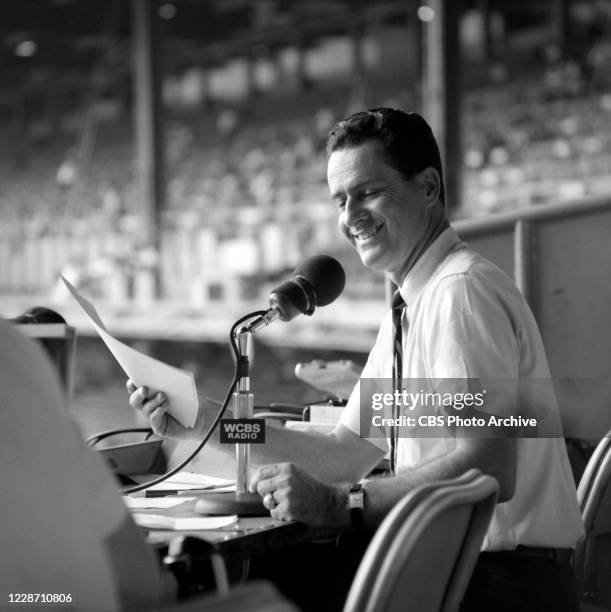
[250,462,350,528]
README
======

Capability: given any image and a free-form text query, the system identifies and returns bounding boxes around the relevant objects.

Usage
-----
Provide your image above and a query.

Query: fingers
[250,464,294,521]
[249,463,283,493]
[147,402,169,437]
[134,394,167,437]
[263,484,294,522]
[251,463,335,526]
[128,384,149,410]
[250,463,321,523]
[127,382,169,436]
[141,392,167,419]
[255,475,283,498]
[128,384,166,412]
[261,487,288,519]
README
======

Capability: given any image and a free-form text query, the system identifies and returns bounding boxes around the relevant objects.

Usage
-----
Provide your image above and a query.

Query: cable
[122,310,268,495]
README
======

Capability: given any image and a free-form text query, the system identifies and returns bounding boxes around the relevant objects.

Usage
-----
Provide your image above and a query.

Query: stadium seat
[343,469,498,612]
[575,431,611,609]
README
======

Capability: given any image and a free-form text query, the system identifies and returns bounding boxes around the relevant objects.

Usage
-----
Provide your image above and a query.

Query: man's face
[327,140,430,284]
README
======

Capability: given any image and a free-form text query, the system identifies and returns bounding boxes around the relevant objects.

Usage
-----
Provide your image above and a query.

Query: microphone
[195,255,345,517]
[248,255,345,332]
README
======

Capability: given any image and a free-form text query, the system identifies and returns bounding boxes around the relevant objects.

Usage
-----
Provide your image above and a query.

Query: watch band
[348,483,365,528]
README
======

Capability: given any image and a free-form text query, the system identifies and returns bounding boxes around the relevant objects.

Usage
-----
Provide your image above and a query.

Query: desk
[134,497,309,561]
[132,497,313,597]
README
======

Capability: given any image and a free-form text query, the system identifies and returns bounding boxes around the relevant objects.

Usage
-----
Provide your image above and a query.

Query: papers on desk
[132,513,238,531]
[124,496,195,510]
[127,473,238,529]
[144,471,235,493]
[60,275,198,428]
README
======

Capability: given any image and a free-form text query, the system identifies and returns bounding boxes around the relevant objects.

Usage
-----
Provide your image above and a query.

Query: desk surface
[136,498,309,560]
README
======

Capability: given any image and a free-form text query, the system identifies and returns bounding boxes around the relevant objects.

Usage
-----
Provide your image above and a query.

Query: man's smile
[352,223,384,243]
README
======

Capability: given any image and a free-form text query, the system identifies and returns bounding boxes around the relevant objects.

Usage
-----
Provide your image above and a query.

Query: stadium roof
[0,0,557,104]
[0,0,412,72]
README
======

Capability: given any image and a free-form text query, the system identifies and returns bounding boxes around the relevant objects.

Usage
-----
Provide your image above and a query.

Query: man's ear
[416,167,441,202]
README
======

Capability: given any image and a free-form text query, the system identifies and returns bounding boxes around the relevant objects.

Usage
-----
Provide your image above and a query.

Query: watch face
[349,491,365,509]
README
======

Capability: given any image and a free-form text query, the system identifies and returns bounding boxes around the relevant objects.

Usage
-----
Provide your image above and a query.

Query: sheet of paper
[132,513,237,530]
[148,472,234,488]
[145,471,236,493]
[124,496,195,509]
[61,275,197,428]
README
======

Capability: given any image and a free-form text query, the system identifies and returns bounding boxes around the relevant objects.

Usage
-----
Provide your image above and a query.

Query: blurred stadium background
[1,0,611,433]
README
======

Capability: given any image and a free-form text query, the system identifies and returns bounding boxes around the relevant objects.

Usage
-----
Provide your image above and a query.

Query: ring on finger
[263,491,277,509]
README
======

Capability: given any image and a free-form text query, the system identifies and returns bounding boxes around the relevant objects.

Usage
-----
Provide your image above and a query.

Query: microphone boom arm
[245,308,281,334]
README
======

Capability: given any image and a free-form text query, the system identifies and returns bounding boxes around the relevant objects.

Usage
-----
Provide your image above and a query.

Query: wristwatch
[348,483,365,528]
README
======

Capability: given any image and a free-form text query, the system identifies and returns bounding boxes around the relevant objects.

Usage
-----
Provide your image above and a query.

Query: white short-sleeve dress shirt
[340,227,584,550]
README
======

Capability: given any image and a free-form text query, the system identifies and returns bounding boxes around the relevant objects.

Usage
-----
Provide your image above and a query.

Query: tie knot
[391,290,405,310]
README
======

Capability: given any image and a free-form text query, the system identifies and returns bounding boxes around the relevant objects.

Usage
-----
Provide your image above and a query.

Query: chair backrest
[575,431,611,604]
[343,469,498,612]
[0,321,123,610]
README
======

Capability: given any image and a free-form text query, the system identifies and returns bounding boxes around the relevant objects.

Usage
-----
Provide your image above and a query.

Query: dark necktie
[390,290,406,474]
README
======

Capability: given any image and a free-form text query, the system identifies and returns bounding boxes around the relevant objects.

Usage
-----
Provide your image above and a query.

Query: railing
[1,195,610,368]
[453,194,611,378]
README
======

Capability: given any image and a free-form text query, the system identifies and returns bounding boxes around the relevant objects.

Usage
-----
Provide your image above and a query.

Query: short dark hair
[326,108,445,204]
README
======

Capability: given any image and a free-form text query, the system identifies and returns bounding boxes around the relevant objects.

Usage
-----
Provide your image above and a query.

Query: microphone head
[269,255,345,321]
[294,255,345,307]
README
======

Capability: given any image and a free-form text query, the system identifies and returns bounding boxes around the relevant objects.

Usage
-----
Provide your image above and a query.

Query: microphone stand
[194,322,267,516]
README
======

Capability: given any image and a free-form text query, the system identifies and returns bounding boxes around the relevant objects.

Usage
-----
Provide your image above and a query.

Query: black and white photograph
[1,1,610,610]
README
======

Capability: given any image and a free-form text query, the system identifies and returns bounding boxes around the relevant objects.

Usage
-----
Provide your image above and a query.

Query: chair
[343,469,499,612]
[575,431,611,609]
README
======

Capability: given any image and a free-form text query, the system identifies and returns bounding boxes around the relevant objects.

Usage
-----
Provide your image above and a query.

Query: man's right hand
[126,379,208,440]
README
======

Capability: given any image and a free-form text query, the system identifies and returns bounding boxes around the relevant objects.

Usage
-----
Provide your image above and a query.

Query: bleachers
[1,64,611,306]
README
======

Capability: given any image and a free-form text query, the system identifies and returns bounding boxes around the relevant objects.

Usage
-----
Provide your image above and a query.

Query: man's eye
[335,200,346,210]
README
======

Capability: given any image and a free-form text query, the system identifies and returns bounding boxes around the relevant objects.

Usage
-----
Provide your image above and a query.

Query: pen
[144,486,232,498]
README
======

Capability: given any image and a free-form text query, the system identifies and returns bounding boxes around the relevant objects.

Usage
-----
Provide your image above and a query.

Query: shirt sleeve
[339,314,391,452]
[425,272,520,418]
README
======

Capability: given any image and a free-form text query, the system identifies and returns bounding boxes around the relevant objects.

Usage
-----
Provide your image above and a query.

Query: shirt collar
[398,227,462,307]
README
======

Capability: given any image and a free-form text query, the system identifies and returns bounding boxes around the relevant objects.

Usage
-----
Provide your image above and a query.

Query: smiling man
[328,112,448,286]
[130,108,583,611]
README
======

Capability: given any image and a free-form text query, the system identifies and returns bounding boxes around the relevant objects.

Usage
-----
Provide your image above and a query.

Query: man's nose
[343,197,365,227]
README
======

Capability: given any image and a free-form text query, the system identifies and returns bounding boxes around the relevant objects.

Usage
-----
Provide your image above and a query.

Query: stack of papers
[126,472,237,529]
[125,497,194,510]
[131,514,238,531]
